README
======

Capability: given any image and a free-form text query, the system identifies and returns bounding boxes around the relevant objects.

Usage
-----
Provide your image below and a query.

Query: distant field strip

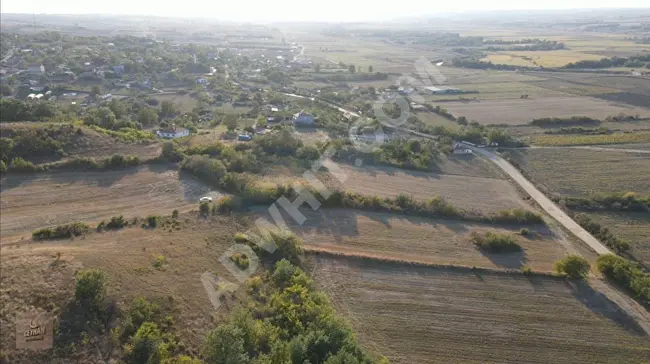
[587,212,650,266]
[313,257,650,364]
[532,132,650,146]
[327,164,527,214]
[443,96,650,125]
[508,148,650,197]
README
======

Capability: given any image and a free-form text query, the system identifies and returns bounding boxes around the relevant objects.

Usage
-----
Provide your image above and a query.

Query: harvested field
[531,132,650,146]
[282,209,566,271]
[326,163,527,214]
[586,212,650,266]
[312,257,650,364]
[443,96,650,125]
[0,165,222,240]
[0,215,250,360]
[412,111,458,129]
[507,148,650,197]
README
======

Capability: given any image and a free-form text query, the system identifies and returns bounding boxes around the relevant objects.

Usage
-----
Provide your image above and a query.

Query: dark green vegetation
[531,116,600,127]
[202,259,386,364]
[554,255,591,279]
[564,54,650,69]
[32,222,89,240]
[597,254,650,307]
[470,231,522,253]
[572,213,632,255]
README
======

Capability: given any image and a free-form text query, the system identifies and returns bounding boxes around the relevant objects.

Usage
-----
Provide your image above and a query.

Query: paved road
[466,145,613,255]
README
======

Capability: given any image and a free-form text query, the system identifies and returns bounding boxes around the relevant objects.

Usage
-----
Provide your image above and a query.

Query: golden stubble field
[0,165,223,241]
[271,208,567,272]
[587,211,650,266]
[507,148,650,197]
[324,163,529,214]
[311,256,650,364]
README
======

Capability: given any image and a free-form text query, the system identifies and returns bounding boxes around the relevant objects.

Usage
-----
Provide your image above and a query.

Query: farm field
[482,50,604,68]
[0,165,222,241]
[0,215,251,360]
[443,96,650,125]
[312,256,650,364]
[323,163,527,214]
[281,208,567,271]
[586,212,650,266]
[412,111,459,129]
[531,132,650,146]
[507,148,650,197]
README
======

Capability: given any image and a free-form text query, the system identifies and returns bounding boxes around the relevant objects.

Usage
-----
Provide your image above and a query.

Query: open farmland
[0,165,222,241]
[483,50,604,68]
[312,257,650,364]
[279,209,567,271]
[443,96,650,125]
[507,148,650,197]
[531,132,650,146]
[326,163,528,214]
[586,212,650,266]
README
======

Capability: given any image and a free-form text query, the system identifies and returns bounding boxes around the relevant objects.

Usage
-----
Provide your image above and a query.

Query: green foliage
[470,231,522,253]
[572,213,631,254]
[491,209,543,224]
[104,154,141,169]
[215,196,235,213]
[147,215,161,228]
[531,116,600,127]
[255,129,303,156]
[596,254,650,306]
[172,209,179,219]
[107,215,128,229]
[202,324,249,364]
[519,228,530,236]
[199,202,211,217]
[152,255,166,269]
[230,253,250,270]
[554,255,591,279]
[75,268,108,308]
[138,107,159,126]
[9,157,38,172]
[562,192,650,213]
[89,125,155,142]
[160,142,184,163]
[0,99,58,122]
[521,266,533,276]
[32,222,89,240]
[180,155,227,184]
[0,160,6,173]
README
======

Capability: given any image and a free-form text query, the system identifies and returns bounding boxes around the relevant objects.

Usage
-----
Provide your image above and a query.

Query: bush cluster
[572,213,631,254]
[597,254,650,306]
[561,192,649,213]
[32,222,89,240]
[531,116,600,127]
[554,255,591,279]
[470,231,522,253]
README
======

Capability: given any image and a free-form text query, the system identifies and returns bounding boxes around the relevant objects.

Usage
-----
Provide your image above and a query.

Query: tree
[554,255,591,279]
[255,115,268,129]
[0,160,6,173]
[348,64,356,73]
[202,324,249,364]
[1,84,12,96]
[138,107,159,126]
[75,268,107,308]
[84,107,117,129]
[90,85,101,97]
[161,101,176,118]
[368,65,373,73]
[224,114,238,131]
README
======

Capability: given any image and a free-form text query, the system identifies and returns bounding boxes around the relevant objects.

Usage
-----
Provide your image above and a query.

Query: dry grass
[507,148,650,197]
[311,256,650,364]
[277,209,566,272]
[0,165,223,241]
[0,215,251,361]
[484,50,604,68]
[325,163,528,214]
[531,132,650,146]
[443,96,650,125]
[586,212,650,266]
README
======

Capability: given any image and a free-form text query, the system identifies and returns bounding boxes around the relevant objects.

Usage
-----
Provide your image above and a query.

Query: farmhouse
[292,110,314,126]
[156,125,189,139]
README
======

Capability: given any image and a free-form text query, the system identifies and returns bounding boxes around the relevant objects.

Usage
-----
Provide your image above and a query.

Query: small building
[156,126,189,139]
[424,86,472,95]
[292,110,314,126]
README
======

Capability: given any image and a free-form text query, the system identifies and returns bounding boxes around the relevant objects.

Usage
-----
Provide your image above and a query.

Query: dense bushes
[180,155,228,183]
[561,192,649,213]
[554,255,591,279]
[0,99,58,122]
[75,268,108,309]
[32,222,89,240]
[106,215,128,230]
[572,213,631,254]
[531,116,600,127]
[201,259,385,364]
[597,254,650,306]
[491,209,544,224]
[470,231,522,252]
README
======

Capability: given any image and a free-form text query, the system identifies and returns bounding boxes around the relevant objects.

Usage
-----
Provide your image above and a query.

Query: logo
[16,313,53,350]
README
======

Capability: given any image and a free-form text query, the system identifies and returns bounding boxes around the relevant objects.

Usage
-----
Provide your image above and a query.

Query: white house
[292,110,314,126]
[156,126,190,139]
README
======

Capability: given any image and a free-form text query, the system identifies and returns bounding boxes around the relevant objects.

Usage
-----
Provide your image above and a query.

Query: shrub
[152,255,166,269]
[103,154,140,169]
[0,160,6,173]
[554,255,591,279]
[596,254,650,306]
[199,202,211,217]
[521,266,533,276]
[107,215,127,229]
[32,222,89,240]
[216,195,235,213]
[234,233,249,243]
[470,231,522,253]
[75,268,107,308]
[519,228,530,236]
[491,209,543,224]
[146,215,160,228]
[97,221,106,231]
[230,253,250,270]
[9,157,38,172]
[171,210,179,219]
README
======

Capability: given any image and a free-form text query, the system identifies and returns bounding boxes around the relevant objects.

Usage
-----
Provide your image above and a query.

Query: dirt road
[466,145,612,255]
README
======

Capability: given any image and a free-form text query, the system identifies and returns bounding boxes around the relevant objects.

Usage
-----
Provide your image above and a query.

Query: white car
[199,197,213,203]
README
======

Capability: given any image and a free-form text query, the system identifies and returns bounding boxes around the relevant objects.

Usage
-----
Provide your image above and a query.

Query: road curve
[467,145,613,256]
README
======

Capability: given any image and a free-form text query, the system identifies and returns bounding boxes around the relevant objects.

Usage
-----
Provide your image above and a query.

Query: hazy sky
[1,0,649,22]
